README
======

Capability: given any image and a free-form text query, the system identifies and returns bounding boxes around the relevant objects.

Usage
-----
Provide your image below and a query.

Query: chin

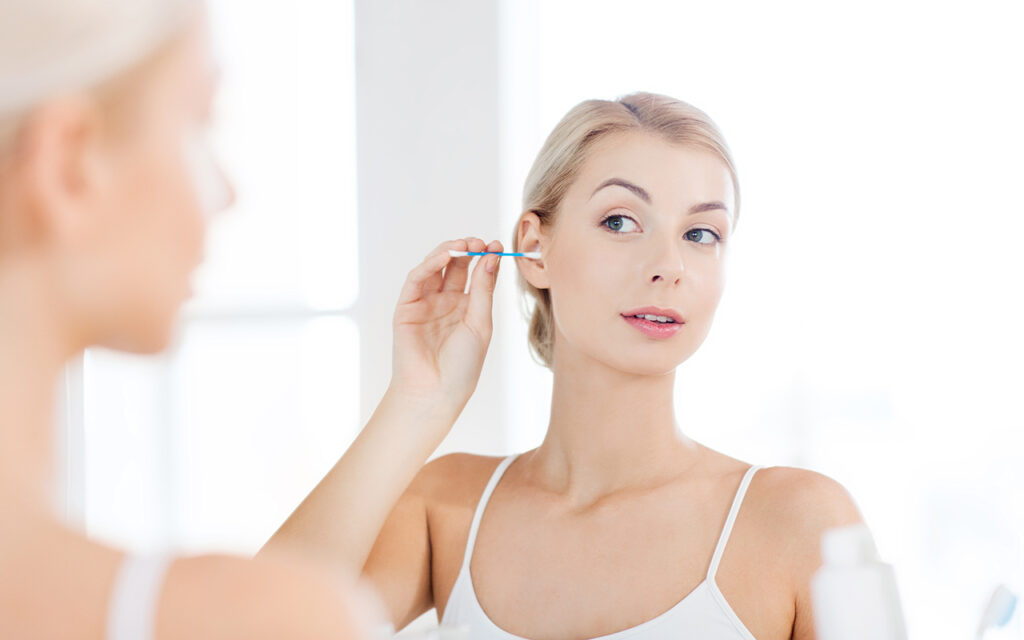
[99,307,181,355]
[580,344,683,377]
[102,328,174,355]
[612,356,682,377]
[138,314,181,354]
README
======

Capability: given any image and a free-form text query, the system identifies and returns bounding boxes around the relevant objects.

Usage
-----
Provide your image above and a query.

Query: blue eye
[686,228,720,245]
[602,214,639,233]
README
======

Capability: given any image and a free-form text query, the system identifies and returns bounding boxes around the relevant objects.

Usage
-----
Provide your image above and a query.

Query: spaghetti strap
[107,553,174,640]
[706,465,762,581]
[459,454,519,571]
[444,458,764,639]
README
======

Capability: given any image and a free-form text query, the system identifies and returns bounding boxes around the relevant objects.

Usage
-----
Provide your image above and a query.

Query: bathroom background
[56,1,1024,637]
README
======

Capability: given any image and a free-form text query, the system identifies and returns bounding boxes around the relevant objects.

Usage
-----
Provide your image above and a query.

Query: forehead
[573,131,735,209]
[164,14,218,87]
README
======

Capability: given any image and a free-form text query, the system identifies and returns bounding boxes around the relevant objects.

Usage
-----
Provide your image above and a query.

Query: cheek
[96,130,205,319]
[122,132,205,257]
[546,234,633,336]
[683,254,727,335]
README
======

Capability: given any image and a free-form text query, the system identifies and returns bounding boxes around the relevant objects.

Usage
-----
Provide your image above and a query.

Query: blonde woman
[266,93,866,639]
[0,0,504,637]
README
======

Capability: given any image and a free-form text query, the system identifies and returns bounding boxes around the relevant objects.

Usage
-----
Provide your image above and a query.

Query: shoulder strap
[107,553,174,640]
[459,454,518,571]
[706,465,762,580]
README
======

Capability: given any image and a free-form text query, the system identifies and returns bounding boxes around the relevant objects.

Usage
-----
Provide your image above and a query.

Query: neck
[529,337,701,505]
[0,259,77,509]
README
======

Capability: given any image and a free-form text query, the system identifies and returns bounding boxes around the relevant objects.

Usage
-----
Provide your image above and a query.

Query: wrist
[381,383,466,424]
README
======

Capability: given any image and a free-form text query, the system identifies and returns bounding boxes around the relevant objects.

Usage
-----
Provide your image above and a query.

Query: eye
[601,214,639,233]
[685,228,721,245]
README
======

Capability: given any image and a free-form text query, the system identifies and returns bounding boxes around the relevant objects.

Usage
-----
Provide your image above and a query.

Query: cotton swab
[976,584,1017,639]
[448,250,541,260]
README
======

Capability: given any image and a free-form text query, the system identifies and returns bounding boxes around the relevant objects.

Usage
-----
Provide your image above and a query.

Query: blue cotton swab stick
[448,249,541,260]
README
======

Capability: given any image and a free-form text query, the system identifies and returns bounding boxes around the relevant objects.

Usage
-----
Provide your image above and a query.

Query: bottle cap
[821,523,880,566]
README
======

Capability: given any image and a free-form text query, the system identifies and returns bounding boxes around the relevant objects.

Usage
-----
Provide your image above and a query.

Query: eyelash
[599,214,723,245]
[600,213,639,233]
[685,228,723,245]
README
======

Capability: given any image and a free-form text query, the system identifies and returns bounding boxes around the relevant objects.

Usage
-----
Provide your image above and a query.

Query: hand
[389,237,504,413]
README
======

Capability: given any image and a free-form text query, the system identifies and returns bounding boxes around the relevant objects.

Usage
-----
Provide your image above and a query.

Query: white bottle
[811,523,908,640]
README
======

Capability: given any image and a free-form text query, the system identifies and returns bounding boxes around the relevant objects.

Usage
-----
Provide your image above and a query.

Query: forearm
[257,387,461,576]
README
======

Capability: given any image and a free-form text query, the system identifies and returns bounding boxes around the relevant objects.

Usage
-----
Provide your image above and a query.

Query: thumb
[465,247,501,337]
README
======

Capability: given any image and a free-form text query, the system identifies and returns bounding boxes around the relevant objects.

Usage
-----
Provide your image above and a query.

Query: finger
[441,237,486,293]
[482,239,503,273]
[396,249,451,306]
[398,238,473,305]
[465,240,504,336]
[489,239,504,264]
[423,238,465,262]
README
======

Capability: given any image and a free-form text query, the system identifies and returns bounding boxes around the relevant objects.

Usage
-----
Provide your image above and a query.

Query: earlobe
[516,211,550,290]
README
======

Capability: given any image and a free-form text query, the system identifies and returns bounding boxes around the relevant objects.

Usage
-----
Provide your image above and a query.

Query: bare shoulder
[744,465,865,593]
[158,554,381,639]
[749,466,864,534]
[412,451,507,507]
[742,468,867,639]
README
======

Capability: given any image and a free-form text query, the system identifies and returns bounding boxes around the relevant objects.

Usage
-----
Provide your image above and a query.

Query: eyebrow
[591,178,651,204]
[687,201,729,215]
[590,177,729,215]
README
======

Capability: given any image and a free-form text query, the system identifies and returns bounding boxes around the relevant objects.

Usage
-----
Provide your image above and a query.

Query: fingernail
[486,255,497,273]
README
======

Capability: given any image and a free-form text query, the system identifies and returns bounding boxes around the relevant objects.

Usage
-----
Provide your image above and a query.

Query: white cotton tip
[977,584,1017,638]
[447,250,470,257]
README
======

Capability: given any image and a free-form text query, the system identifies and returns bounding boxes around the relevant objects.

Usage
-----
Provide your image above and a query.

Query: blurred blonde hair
[0,0,194,161]
[512,92,740,368]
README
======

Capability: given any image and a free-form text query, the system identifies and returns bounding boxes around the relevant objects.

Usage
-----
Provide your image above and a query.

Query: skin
[267,131,864,639]
[0,9,403,639]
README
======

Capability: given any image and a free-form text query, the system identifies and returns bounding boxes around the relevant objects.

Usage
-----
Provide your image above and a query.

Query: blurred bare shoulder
[158,554,382,639]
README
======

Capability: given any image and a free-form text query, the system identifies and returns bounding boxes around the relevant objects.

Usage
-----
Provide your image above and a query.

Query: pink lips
[621,306,685,340]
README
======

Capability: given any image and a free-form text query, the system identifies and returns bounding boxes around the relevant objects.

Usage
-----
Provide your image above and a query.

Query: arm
[258,237,504,619]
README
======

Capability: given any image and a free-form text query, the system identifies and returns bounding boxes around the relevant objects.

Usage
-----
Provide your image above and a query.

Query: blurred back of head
[0,0,225,355]
[0,0,197,154]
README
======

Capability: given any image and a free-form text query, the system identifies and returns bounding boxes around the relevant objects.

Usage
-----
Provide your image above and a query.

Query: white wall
[355,0,516,458]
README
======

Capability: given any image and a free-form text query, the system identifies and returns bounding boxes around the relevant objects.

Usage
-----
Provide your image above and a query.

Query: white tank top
[106,553,173,640]
[441,454,763,640]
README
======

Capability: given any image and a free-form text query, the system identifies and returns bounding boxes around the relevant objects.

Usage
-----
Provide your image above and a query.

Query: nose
[219,169,237,212]
[647,235,685,286]
[206,163,236,219]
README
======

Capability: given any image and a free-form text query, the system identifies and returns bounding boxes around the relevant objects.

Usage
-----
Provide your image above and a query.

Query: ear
[516,210,550,290]
[16,96,107,244]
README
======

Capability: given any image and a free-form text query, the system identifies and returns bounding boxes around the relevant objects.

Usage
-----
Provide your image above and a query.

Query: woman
[264,93,866,639]
[0,0,503,637]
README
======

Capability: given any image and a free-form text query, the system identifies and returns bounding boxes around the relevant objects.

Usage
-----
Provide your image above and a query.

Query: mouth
[621,306,685,339]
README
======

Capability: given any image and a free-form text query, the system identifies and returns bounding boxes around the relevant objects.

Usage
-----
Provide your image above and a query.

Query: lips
[622,306,684,323]
[621,306,685,339]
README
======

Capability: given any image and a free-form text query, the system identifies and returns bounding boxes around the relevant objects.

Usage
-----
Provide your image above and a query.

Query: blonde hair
[513,92,740,368]
[0,0,194,161]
